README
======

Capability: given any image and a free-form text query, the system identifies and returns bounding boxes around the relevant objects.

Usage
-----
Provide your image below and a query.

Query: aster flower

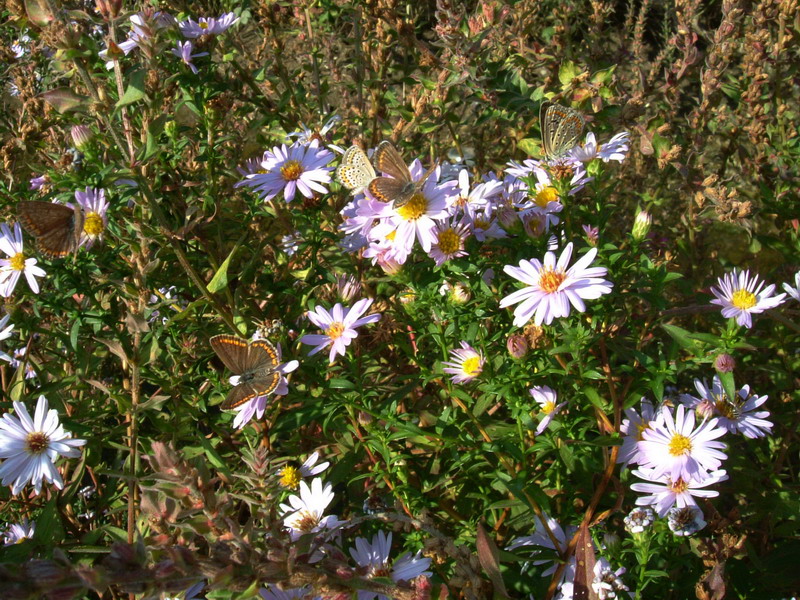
[530,385,567,435]
[442,341,484,384]
[782,271,800,302]
[300,298,381,364]
[638,404,727,482]
[179,12,239,38]
[281,232,303,256]
[630,467,727,517]
[3,518,35,544]
[617,398,658,468]
[350,531,432,600]
[591,558,629,600]
[0,223,46,297]
[667,506,706,537]
[231,341,299,430]
[428,218,470,266]
[449,169,502,218]
[623,506,655,534]
[165,581,206,600]
[500,242,613,327]
[279,477,342,541]
[260,586,321,600]
[569,132,630,164]
[710,269,786,329]
[279,451,330,489]
[507,513,577,586]
[0,395,86,495]
[1,347,36,379]
[681,377,773,439]
[74,187,109,249]
[29,175,48,191]
[439,281,471,304]
[0,313,14,362]
[171,41,208,74]
[237,140,334,203]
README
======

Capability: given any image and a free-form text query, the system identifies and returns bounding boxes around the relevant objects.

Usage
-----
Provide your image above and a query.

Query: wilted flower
[591,557,629,600]
[623,506,655,534]
[506,333,528,359]
[667,506,706,536]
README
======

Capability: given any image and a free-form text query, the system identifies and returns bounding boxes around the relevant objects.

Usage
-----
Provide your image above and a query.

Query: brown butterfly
[367,141,438,209]
[210,335,281,409]
[17,201,84,258]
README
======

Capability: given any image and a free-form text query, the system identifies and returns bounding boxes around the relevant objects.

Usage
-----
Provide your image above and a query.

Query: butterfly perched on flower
[336,145,376,195]
[540,101,585,160]
[17,201,84,258]
[367,140,438,209]
[210,335,281,409]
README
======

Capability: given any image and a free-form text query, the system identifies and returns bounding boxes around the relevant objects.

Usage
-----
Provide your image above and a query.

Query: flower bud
[70,125,93,150]
[695,398,716,420]
[582,224,599,246]
[632,209,652,241]
[506,334,528,359]
[714,353,735,373]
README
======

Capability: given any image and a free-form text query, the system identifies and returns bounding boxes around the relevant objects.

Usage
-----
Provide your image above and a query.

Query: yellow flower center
[83,212,104,236]
[10,252,26,271]
[538,268,566,293]
[25,432,49,454]
[279,466,301,489]
[714,399,738,419]
[473,218,490,230]
[437,229,461,255]
[535,186,559,207]
[669,478,689,494]
[280,160,303,181]
[327,322,345,340]
[461,355,482,377]
[541,401,556,414]
[386,230,397,242]
[199,22,209,29]
[731,289,756,310]
[668,433,692,457]
[293,511,319,532]
[396,193,427,221]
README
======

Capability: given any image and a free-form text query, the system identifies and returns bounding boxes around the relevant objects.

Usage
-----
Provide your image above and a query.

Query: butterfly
[336,145,376,195]
[540,101,585,160]
[209,335,281,409]
[367,140,438,209]
[17,201,84,258]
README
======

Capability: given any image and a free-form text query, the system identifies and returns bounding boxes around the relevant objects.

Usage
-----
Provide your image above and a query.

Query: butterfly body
[367,140,438,209]
[540,101,585,160]
[336,145,376,195]
[209,334,281,409]
[17,201,84,258]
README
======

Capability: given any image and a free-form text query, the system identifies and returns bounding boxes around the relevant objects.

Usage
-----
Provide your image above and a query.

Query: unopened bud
[71,125,93,150]
[506,334,528,359]
[632,209,652,241]
[695,398,716,420]
[714,353,735,373]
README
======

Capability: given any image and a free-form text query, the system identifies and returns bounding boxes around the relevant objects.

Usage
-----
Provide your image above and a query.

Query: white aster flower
[279,451,330,489]
[507,513,577,590]
[630,467,727,517]
[638,404,727,482]
[280,477,341,541]
[0,395,87,495]
[681,376,773,439]
[349,531,432,600]
[300,298,381,364]
[623,506,655,534]
[591,557,629,600]
[428,218,470,266]
[260,585,321,600]
[442,341,484,384]
[0,313,14,362]
[529,385,567,435]
[500,242,613,327]
[709,269,786,329]
[0,223,46,297]
[617,398,658,468]
[783,271,800,302]
[3,518,35,544]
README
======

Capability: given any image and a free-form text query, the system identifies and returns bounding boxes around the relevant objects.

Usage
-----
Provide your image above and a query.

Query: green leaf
[199,437,233,480]
[329,378,355,389]
[558,60,582,87]
[661,324,702,354]
[207,246,238,293]
[717,370,737,405]
[40,88,90,114]
[116,70,147,108]
[517,138,541,157]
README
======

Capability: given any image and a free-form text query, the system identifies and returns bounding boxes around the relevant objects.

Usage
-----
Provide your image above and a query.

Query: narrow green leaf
[116,70,147,108]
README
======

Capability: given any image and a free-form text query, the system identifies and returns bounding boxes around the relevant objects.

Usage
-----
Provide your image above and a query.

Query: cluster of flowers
[98,10,238,74]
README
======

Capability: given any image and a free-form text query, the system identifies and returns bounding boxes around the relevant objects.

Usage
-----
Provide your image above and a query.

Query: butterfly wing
[247,339,280,372]
[541,102,585,159]
[368,177,409,204]
[372,141,411,183]
[210,334,250,374]
[337,146,376,194]
[17,201,80,258]
[221,373,280,410]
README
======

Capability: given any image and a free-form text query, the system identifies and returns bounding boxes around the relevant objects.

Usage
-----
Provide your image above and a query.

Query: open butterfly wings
[210,334,281,409]
[17,201,84,258]
[336,145,376,194]
[540,101,586,159]
[367,140,439,208]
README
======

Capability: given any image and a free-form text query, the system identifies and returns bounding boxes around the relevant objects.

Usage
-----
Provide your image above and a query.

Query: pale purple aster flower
[0,313,14,363]
[231,341,299,430]
[300,298,381,364]
[582,224,599,246]
[782,271,800,302]
[667,506,706,536]
[507,513,577,587]
[350,531,432,600]
[0,395,86,495]
[630,467,727,517]
[11,34,30,59]
[235,151,272,181]
[506,157,592,195]
[0,223,46,297]
[179,12,239,38]
[74,187,108,249]
[29,175,47,191]
[638,404,727,482]
[428,218,470,266]
[449,169,503,218]
[238,140,334,203]
[466,202,507,242]
[1,346,36,379]
[709,269,786,329]
[280,232,302,257]
[171,41,208,74]
[3,518,35,544]
[591,558,629,600]
[260,586,320,600]
[279,451,329,489]
[617,398,658,468]
[499,242,613,327]
[681,376,773,439]
[279,477,342,541]
[442,341,484,384]
[530,385,567,435]
[598,132,630,163]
